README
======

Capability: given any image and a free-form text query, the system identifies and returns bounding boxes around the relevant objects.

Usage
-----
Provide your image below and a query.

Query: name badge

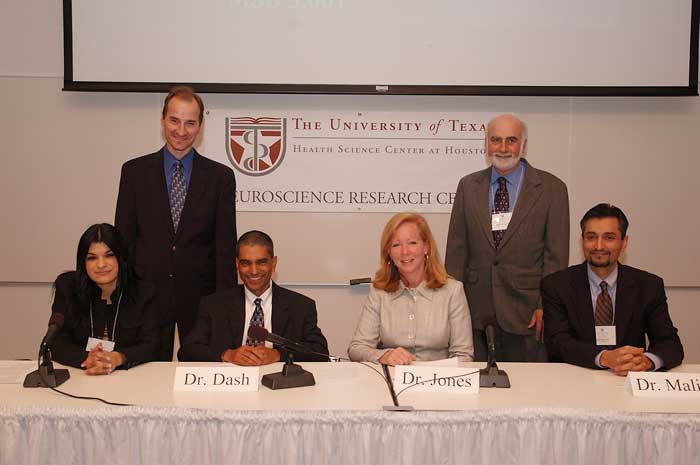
[491,212,512,231]
[394,366,479,394]
[595,325,616,345]
[626,372,700,398]
[86,337,115,352]
[173,366,260,392]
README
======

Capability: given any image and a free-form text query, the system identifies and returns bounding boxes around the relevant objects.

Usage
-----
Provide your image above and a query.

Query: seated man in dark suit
[178,230,329,365]
[542,203,683,376]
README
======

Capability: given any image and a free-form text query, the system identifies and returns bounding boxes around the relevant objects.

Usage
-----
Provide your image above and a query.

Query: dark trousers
[473,327,548,362]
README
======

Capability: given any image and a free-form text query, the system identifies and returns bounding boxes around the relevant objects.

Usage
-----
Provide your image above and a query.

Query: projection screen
[64,0,698,96]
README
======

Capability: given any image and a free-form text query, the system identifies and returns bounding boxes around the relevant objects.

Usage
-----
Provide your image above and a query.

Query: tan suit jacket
[445,160,569,335]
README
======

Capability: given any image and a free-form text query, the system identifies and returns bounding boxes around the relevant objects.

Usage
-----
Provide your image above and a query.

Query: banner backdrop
[202,110,493,212]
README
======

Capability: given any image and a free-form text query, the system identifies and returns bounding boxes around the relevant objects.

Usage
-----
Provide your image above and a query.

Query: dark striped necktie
[492,176,509,249]
[170,160,187,232]
[594,281,613,326]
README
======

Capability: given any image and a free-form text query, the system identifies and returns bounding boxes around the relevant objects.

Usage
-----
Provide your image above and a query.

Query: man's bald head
[486,114,528,175]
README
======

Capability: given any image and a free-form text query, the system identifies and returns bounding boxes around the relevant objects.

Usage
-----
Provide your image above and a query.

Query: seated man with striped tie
[542,203,683,375]
[178,230,329,365]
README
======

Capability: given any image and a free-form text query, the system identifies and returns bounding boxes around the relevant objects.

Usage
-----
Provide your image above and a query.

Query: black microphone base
[23,366,70,388]
[382,405,414,411]
[262,362,315,390]
[479,365,511,388]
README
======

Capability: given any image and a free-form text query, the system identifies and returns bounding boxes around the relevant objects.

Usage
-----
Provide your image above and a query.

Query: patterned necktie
[246,298,264,346]
[170,160,187,232]
[492,176,509,249]
[594,281,613,326]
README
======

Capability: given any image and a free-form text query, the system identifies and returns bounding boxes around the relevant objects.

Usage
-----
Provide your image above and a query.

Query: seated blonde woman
[348,213,473,365]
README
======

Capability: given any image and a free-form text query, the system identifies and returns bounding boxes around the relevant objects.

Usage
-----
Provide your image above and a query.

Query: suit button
[494,260,499,266]
[171,245,177,252]
[168,273,174,279]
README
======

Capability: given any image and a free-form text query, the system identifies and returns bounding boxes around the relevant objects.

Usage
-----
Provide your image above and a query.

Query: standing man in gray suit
[445,114,569,362]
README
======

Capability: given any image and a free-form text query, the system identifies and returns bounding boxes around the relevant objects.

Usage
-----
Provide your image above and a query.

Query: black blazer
[542,262,684,370]
[178,283,329,362]
[115,149,237,336]
[51,272,160,369]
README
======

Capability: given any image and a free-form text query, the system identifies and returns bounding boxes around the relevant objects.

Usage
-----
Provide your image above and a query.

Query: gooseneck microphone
[484,320,497,365]
[40,312,65,355]
[246,327,413,407]
[381,363,414,411]
[247,326,330,361]
[24,312,71,388]
[246,326,321,390]
[479,318,511,388]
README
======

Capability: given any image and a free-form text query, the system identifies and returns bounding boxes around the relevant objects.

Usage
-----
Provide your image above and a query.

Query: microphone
[248,327,410,408]
[40,313,64,355]
[381,363,413,411]
[247,326,329,361]
[246,326,321,390]
[24,313,70,388]
[483,317,498,365]
[479,318,511,388]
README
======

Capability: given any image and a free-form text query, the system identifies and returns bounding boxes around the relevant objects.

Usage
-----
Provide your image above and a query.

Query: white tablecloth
[2,406,699,465]
[2,362,699,465]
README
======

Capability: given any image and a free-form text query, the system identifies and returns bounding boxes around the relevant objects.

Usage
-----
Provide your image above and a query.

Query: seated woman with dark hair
[51,223,159,375]
[348,213,474,365]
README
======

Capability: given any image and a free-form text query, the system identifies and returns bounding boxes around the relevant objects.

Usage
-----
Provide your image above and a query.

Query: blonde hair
[373,213,449,293]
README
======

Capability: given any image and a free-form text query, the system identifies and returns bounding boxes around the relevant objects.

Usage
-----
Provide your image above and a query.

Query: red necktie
[594,281,613,326]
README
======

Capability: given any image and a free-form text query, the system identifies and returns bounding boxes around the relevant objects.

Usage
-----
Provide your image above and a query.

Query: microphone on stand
[246,326,319,390]
[479,318,511,388]
[246,327,410,408]
[24,313,71,388]
[247,326,329,361]
[40,313,64,354]
[381,363,413,411]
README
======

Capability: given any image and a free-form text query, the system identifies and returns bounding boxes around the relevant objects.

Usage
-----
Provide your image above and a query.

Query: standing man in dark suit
[115,86,237,361]
[445,114,569,362]
[178,230,329,365]
[542,204,683,374]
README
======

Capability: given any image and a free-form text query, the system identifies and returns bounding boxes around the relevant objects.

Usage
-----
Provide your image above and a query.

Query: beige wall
[3,78,700,285]
[1,0,699,362]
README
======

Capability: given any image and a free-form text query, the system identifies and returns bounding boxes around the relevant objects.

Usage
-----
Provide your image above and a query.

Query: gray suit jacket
[445,160,569,334]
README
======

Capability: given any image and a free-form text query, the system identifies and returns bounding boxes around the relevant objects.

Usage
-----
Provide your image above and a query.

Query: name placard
[173,366,260,392]
[394,366,479,394]
[626,372,700,397]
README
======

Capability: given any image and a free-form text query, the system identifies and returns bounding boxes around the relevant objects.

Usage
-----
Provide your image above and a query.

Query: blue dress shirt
[488,160,525,213]
[163,146,194,209]
[588,263,663,370]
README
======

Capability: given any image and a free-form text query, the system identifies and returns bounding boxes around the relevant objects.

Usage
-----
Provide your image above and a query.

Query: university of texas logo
[226,117,287,176]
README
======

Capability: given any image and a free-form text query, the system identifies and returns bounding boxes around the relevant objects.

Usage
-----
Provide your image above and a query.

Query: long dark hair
[74,223,137,305]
